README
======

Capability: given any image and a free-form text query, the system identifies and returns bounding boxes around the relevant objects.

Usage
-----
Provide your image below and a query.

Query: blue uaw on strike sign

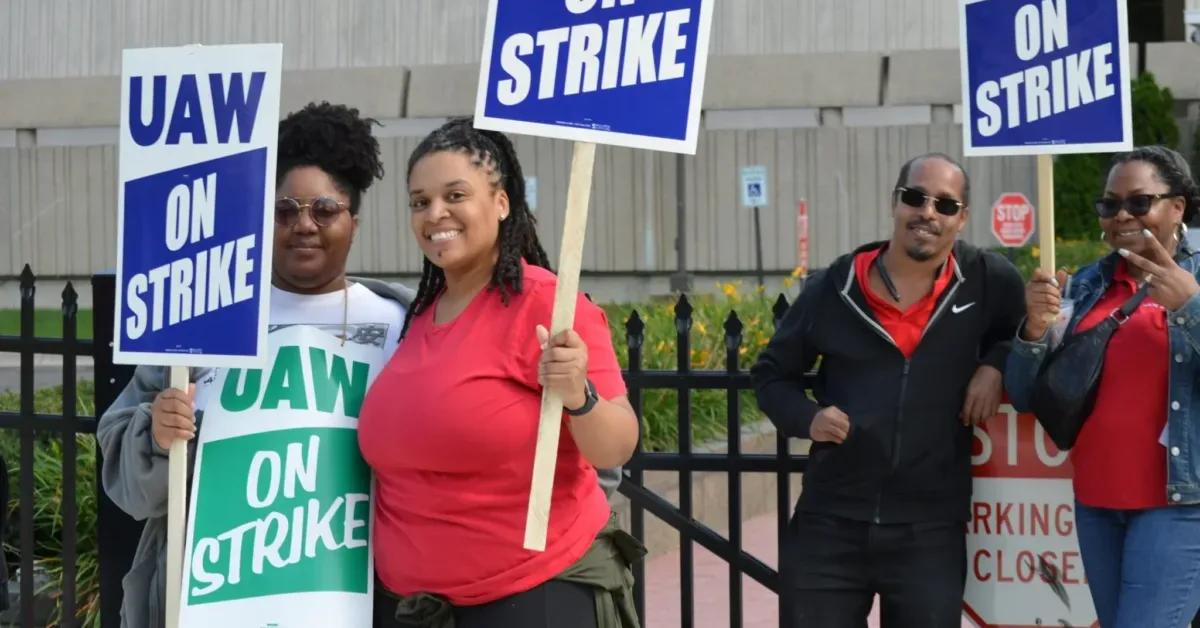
[474,0,715,154]
[114,44,282,368]
[959,0,1133,157]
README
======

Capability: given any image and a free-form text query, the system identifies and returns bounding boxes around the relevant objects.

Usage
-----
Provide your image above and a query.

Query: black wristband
[565,379,599,416]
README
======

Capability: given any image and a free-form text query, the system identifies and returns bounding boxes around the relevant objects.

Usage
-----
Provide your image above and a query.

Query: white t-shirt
[192,282,406,410]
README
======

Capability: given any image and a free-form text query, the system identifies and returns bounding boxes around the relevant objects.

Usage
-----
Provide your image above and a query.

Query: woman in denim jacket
[1005,146,1200,628]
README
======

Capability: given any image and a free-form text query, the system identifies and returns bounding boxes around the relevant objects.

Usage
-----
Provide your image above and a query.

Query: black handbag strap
[1109,281,1151,323]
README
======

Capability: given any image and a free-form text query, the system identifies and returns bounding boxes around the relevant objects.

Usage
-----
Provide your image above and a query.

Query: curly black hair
[400,117,552,339]
[1109,145,1200,224]
[276,101,386,214]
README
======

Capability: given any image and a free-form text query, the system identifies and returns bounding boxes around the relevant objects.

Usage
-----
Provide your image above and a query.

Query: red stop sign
[991,193,1036,247]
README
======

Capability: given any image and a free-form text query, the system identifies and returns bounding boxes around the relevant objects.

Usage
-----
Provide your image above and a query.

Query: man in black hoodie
[751,153,1026,628]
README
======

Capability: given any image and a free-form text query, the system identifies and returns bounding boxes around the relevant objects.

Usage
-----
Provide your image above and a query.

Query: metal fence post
[91,272,141,628]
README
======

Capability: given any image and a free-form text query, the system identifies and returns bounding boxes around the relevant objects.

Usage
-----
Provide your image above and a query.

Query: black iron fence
[22,267,1191,628]
[1,265,806,628]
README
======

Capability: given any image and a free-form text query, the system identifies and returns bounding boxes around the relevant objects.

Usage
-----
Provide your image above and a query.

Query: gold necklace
[341,278,349,347]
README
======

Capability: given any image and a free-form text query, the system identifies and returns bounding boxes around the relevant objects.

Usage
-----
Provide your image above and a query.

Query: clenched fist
[810,406,850,444]
[151,385,196,451]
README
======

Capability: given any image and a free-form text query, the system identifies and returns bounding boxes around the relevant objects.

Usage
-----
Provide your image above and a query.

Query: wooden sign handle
[524,141,596,551]
[1036,154,1056,275]
[1036,154,1058,324]
[165,365,189,628]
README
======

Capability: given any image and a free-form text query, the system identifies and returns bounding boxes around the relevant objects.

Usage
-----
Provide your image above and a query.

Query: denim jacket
[1005,240,1200,506]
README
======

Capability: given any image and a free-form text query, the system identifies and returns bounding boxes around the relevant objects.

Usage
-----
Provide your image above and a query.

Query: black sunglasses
[275,196,347,228]
[1093,193,1181,219]
[895,187,964,216]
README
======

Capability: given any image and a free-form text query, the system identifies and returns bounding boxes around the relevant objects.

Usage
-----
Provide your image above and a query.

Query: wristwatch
[565,379,599,416]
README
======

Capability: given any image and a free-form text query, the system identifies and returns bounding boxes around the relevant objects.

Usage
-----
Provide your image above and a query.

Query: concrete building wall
[2,0,1199,291]
[0,0,965,81]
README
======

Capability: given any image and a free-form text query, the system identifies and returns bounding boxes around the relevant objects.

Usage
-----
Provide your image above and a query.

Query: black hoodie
[751,240,1026,524]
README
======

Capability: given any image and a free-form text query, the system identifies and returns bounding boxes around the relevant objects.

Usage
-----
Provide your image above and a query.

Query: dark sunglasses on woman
[1093,193,1181,219]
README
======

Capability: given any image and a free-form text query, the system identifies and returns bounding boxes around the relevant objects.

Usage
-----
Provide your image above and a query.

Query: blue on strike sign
[959,0,1133,157]
[114,44,283,368]
[474,0,715,154]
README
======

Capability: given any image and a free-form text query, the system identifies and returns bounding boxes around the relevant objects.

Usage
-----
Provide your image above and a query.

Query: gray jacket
[98,278,624,628]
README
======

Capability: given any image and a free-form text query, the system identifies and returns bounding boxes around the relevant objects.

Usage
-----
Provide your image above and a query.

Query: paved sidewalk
[642,513,976,628]
[0,354,94,368]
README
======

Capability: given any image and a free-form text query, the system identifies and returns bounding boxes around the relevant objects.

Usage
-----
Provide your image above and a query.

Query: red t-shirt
[357,262,627,605]
[853,248,955,357]
[1070,260,1169,509]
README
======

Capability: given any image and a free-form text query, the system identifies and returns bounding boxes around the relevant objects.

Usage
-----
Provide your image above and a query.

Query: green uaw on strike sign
[179,325,384,627]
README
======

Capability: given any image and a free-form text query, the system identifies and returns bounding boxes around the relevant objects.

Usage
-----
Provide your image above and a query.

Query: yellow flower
[722,283,737,297]
[791,266,804,277]
[739,346,748,355]
[756,284,765,294]
[783,276,794,289]
[1031,246,1041,258]
[695,321,707,335]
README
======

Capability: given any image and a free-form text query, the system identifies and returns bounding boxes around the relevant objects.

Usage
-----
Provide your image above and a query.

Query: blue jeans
[1075,502,1200,628]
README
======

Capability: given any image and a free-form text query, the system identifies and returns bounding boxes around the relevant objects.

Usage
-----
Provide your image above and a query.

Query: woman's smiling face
[407,150,509,273]
[1099,159,1186,255]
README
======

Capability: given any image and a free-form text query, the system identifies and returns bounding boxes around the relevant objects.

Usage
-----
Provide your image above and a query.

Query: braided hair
[1109,145,1200,225]
[277,101,386,213]
[400,117,552,339]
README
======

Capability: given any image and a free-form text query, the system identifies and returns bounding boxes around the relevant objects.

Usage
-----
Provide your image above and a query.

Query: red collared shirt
[853,248,956,357]
[1070,259,1169,509]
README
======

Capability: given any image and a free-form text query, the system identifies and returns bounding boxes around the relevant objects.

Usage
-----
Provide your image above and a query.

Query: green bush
[601,280,787,452]
[1053,72,1181,241]
[994,239,1112,280]
[0,382,100,628]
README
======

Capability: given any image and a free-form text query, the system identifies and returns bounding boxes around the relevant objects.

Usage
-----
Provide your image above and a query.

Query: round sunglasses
[895,187,964,216]
[275,196,347,228]
[1093,193,1181,219]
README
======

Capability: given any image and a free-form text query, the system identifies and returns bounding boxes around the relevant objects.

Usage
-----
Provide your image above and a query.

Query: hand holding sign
[536,325,590,410]
[474,0,714,550]
[151,383,198,450]
[1118,229,1200,311]
[1022,268,1070,339]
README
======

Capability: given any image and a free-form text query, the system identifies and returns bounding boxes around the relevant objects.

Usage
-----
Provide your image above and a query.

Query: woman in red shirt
[359,117,641,628]
[1006,146,1200,628]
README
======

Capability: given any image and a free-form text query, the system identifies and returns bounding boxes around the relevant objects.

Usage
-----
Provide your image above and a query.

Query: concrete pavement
[0,355,94,393]
[642,512,977,628]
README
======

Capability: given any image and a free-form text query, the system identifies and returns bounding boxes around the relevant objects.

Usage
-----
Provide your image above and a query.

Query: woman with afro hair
[97,102,415,628]
[359,117,643,628]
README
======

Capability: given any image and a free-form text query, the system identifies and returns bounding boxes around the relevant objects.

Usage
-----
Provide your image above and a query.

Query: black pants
[373,579,598,628]
[781,511,966,628]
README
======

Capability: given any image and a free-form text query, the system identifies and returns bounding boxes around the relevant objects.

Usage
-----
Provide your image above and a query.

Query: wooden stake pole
[165,365,189,628]
[524,140,596,551]
[1036,154,1056,275]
